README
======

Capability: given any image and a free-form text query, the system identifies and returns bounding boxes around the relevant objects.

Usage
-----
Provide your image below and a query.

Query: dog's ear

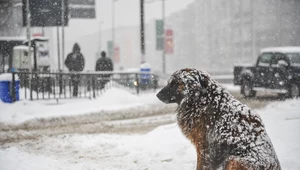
[181,69,213,96]
[199,73,210,89]
[177,69,200,94]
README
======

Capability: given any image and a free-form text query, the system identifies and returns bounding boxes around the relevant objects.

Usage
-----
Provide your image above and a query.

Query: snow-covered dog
[156,68,281,170]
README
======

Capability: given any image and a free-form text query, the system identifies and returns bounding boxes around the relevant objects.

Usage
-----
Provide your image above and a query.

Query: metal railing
[11,71,158,101]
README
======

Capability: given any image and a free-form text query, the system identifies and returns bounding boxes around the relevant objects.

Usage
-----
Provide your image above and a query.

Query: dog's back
[157,68,281,170]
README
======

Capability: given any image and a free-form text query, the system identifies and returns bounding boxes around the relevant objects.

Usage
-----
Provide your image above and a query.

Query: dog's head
[156,68,214,104]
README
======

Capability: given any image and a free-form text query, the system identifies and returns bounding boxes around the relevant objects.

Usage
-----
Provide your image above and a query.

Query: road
[0,90,281,145]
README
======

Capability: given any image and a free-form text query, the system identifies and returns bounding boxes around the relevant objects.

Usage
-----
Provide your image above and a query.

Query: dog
[156,68,281,170]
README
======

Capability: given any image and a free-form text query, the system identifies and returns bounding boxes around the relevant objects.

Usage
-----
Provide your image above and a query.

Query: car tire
[277,93,287,100]
[288,84,299,99]
[241,80,256,98]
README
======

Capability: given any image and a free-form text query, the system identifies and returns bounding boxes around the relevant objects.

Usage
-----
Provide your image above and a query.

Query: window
[286,53,300,66]
[271,53,288,67]
[258,53,273,66]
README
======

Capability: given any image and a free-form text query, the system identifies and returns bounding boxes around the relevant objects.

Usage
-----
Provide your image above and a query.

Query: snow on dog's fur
[156,68,281,170]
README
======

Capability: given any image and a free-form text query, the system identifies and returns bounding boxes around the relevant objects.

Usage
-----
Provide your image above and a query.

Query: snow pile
[0,124,196,170]
[0,87,163,124]
[0,99,299,170]
[260,46,300,53]
[259,99,300,170]
[0,73,19,82]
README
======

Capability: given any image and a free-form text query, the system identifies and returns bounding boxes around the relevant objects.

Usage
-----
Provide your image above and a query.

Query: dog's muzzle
[156,89,170,103]
[156,85,183,104]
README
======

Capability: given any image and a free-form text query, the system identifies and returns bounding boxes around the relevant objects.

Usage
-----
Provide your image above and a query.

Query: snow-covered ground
[0,86,299,169]
[0,88,164,124]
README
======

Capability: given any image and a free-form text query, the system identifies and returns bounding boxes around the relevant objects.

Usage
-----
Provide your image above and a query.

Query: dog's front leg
[196,148,203,170]
[225,159,247,170]
[196,149,215,170]
[196,149,212,170]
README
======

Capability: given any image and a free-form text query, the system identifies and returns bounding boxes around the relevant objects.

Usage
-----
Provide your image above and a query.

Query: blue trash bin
[0,73,20,103]
[140,63,151,87]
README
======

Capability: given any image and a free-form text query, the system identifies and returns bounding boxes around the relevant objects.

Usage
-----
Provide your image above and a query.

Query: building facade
[165,0,300,74]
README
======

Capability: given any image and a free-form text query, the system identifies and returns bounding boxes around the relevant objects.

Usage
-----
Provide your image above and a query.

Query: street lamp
[25,0,33,100]
[61,0,65,71]
[141,0,145,63]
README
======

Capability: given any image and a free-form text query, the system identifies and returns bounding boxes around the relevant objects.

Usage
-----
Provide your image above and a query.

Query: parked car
[233,46,300,98]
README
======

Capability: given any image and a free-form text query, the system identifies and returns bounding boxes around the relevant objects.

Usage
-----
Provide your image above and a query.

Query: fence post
[92,75,96,98]
[24,73,27,99]
[135,73,139,94]
[59,70,63,94]
[12,72,16,102]
[30,72,33,100]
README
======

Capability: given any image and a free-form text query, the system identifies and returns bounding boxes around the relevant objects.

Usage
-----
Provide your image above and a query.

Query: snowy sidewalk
[0,88,165,125]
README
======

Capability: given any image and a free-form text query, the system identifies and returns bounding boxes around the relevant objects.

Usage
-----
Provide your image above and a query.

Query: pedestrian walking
[95,51,113,89]
[65,43,85,97]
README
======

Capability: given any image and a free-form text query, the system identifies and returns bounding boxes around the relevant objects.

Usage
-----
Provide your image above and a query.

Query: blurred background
[1,0,299,75]
[1,1,300,169]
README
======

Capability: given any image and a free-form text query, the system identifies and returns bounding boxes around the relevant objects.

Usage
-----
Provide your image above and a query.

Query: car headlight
[279,81,285,86]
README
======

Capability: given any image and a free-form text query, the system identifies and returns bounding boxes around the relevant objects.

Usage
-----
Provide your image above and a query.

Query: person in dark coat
[65,43,85,97]
[95,51,113,89]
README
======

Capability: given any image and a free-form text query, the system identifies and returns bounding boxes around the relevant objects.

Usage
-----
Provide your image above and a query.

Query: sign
[22,0,69,27]
[69,8,95,18]
[114,46,120,64]
[156,20,164,50]
[165,29,174,54]
[107,41,113,58]
[69,0,96,18]
[140,62,151,84]
[32,33,43,37]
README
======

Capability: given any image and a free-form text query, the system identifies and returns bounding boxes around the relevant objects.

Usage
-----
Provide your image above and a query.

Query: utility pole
[57,27,61,71]
[140,0,145,63]
[59,0,65,95]
[251,0,256,61]
[61,0,65,71]
[162,0,166,74]
[26,0,32,100]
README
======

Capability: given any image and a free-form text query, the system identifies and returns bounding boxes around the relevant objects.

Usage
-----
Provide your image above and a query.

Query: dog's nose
[156,91,163,100]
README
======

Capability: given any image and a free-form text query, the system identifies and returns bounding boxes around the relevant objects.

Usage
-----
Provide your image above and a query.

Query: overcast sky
[65,0,195,38]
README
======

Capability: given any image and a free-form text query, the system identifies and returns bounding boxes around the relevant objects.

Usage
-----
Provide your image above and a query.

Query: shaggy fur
[156,68,281,170]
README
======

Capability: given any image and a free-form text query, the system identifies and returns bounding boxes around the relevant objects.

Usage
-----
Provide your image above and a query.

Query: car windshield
[286,53,300,66]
